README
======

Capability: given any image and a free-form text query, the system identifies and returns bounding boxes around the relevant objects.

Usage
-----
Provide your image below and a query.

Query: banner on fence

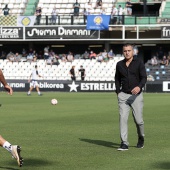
[17,16,36,27]
[86,15,111,30]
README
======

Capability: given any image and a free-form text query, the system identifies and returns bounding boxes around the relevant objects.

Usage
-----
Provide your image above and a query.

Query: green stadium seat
[124,16,135,25]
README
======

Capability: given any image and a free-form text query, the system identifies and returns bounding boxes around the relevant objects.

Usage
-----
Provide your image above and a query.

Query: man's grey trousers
[117,92,144,145]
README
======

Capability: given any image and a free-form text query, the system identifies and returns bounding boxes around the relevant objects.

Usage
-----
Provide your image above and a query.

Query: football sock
[28,91,31,94]
[38,91,41,95]
[3,141,12,153]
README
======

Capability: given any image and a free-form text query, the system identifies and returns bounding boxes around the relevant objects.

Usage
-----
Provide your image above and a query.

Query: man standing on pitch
[115,44,147,151]
[0,69,23,167]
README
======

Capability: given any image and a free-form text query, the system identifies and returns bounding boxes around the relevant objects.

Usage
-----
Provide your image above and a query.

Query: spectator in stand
[35,7,42,25]
[15,52,22,62]
[33,55,37,62]
[61,54,67,62]
[126,0,132,15]
[26,53,34,62]
[85,1,93,15]
[7,52,16,62]
[89,51,97,59]
[97,52,104,62]
[103,54,109,62]
[122,7,127,15]
[161,55,169,66]
[33,50,37,56]
[83,8,88,24]
[111,5,118,24]
[44,45,50,60]
[73,0,80,18]
[52,54,60,65]
[101,49,108,62]
[28,48,34,55]
[67,51,74,62]
[82,51,89,59]
[46,55,54,66]
[133,44,138,58]
[48,50,60,65]
[108,49,115,60]
[22,48,27,57]
[102,49,107,58]
[2,4,10,16]
[69,66,76,81]
[51,7,58,25]
[151,56,158,66]
[95,0,102,9]
[49,49,55,58]
[117,5,123,24]
[79,65,86,80]
[100,8,106,15]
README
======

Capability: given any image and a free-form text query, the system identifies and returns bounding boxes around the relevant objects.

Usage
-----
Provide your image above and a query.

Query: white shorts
[30,80,39,88]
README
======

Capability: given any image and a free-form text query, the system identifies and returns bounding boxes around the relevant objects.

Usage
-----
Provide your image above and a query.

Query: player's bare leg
[27,86,34,95]
[36,86,42,96]
[0,135,23,167]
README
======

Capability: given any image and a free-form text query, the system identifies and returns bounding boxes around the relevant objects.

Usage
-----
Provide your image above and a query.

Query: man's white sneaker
[11,145,23,167]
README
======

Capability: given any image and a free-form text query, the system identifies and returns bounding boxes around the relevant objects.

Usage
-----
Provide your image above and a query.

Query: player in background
[0,69,23,167]
[78,65,86,80]
[27,65,43,96]
[69,66,76,81]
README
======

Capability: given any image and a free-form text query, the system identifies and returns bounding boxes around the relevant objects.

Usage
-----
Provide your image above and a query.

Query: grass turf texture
[0,92,170,170]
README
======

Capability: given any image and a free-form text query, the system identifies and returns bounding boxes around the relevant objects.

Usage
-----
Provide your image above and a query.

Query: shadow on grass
[152,161,170,169]
[3,158,53,168]
[0,167,19,170]
[79,138,120,148]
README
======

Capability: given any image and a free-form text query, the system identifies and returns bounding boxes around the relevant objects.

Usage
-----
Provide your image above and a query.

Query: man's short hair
[123,44,134,49]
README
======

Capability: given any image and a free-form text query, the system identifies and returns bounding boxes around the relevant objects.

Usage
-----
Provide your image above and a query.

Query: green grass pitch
[0,92,170,170]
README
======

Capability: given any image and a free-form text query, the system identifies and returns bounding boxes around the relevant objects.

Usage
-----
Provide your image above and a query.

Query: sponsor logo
[27,28,57,36]
[0,27,21,38]
[68,81,79,92]
[163,81,170,91]
[0,83,25,88]
[161,27,170,38]
[81,83,115,91]
[21,17,31,26]
[68,82,115,92]
[26,26,94,38]
[39,82,64,88]
[58,27,91,36]
[94,16,103,25]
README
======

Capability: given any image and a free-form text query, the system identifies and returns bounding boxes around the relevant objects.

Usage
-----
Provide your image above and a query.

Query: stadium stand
[0,0,167,25]
[145,60,170,81]
[35,0,113,25]
[0,0,27,16]
[24,0,38,15]
[0,56,124,81]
